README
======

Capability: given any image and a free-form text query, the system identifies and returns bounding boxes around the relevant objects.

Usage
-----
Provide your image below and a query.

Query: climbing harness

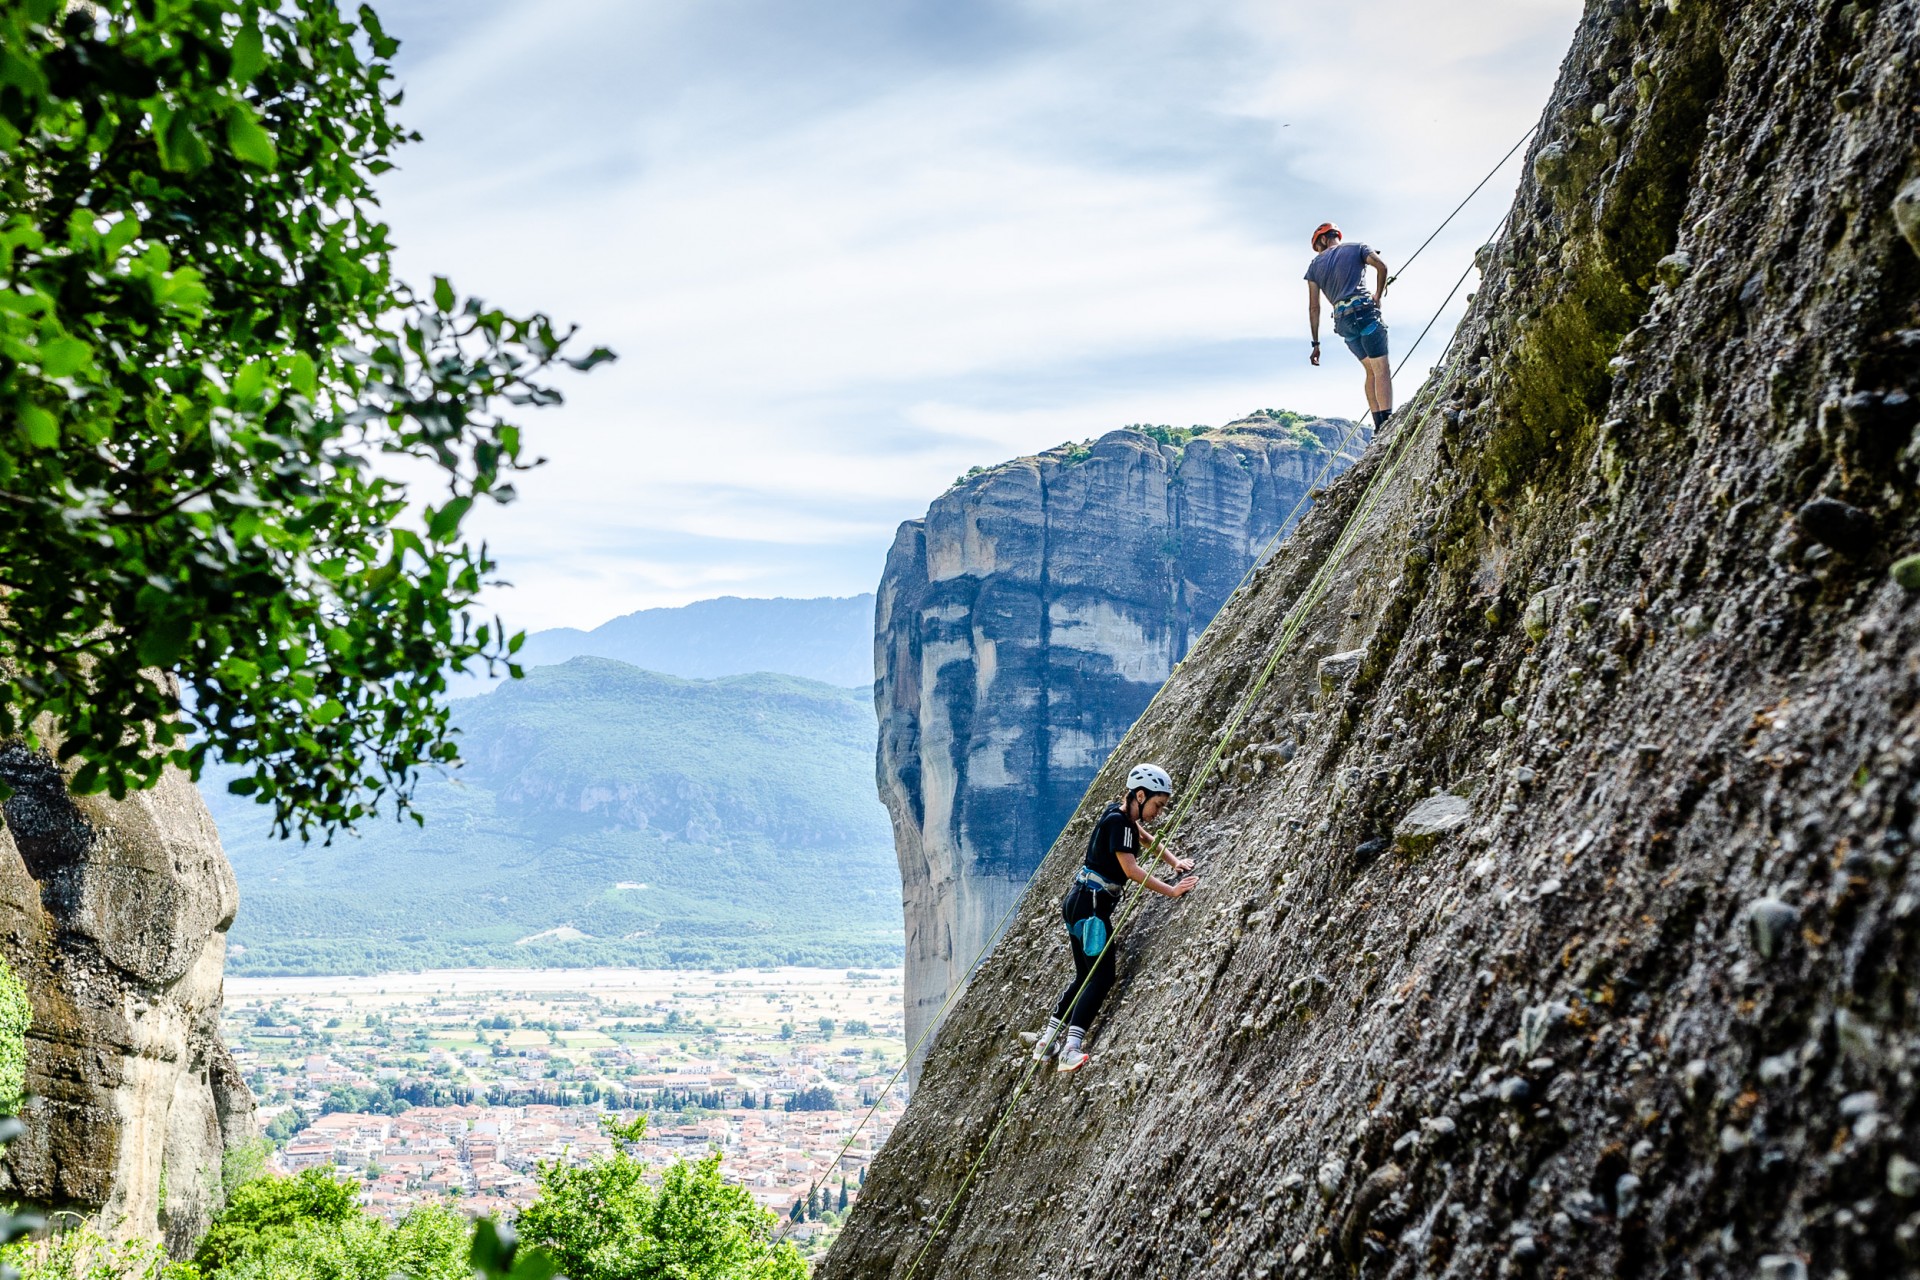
[899,205,1513,1279]
[1072,865,1124,896]
[772,124,1536,1260]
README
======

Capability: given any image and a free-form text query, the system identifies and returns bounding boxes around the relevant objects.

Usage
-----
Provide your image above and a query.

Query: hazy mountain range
[459,594,875,692]
[206,595,894,975]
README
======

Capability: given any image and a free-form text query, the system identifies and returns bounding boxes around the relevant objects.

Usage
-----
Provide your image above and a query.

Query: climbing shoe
[1027,1015,1064,1061]
[1056,1026,1088,1072]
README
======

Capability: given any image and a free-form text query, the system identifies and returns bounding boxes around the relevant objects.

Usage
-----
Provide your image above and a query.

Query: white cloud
[370,0,1581,630]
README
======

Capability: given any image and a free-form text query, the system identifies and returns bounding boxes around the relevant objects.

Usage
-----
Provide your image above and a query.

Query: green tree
[817,1017,834,1040]
[517,1141,804,1280]
[217,1204,469,1280]
[0,0,611,833]
[192,1167,360,1275]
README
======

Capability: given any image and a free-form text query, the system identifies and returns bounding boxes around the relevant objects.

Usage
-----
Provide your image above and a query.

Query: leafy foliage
[190,1168,359,1276]
[214,1206,470,1280]
[1,1220,189,1280]
[0,0,610,834]
[517,1141,806,1280]
[1127,423,1211,449]
[1248,407,1326,451]
[0,960,27,1112]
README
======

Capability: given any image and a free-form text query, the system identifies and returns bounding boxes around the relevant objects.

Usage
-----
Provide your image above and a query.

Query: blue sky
[369,0,1580,632]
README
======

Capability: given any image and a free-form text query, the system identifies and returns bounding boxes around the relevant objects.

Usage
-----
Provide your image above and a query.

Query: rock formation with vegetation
[827,0,1920,1275]
[876,417,1362,1080]
[0,740,252,1254]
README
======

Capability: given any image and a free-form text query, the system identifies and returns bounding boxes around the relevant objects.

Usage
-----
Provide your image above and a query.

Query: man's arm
[1306,282,1322,365]
[1118,850,1193,897]
[1367,252,1389,303]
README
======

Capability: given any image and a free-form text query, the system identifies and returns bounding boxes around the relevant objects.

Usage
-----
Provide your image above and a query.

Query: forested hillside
[206,659,902,974]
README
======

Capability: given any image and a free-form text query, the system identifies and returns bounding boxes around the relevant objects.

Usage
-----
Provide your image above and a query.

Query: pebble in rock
[1615,1173,1643,1218]
[1794,497,1875,557]
[1889,1154,1920,1199]
[1393,794,1473,857]
[1756,1257,1807,1280]
[1316,1159,1346,1205]
[1894,553,1920,591]
[1497,1077,1531,1104]
[1746,898,1800,959]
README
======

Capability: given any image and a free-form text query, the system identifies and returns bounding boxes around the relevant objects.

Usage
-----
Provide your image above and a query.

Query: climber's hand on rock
[1170,874,1198,898]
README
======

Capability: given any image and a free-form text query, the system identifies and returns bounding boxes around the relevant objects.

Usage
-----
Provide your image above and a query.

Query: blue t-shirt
[1304,242,1373,303]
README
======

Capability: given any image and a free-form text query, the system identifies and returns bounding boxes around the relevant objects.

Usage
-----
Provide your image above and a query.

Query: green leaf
[137,615,193,669]
[225,107,278,170]
[233,361,268,403]
[102,216,141,258]
[163,112,211,173]
[229,26,266,83]
[37,336,92,378]
[426,496,472,542]
[432,276,455,312]
[288,351,317,397]
[311,700,345,725]
[18,404,56,448]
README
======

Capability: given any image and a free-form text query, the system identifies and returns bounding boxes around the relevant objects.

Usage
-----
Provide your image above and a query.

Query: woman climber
[1029,763,1197,1073]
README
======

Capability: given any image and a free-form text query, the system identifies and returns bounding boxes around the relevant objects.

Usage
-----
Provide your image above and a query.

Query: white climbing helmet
[1126,763,1174,797]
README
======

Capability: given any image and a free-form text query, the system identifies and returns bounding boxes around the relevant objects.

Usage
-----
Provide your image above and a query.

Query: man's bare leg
[1364,356,1393,415]
[1362,363,1382,414]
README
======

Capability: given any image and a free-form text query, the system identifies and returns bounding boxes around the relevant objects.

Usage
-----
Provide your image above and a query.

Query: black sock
[1373,409,1391,427]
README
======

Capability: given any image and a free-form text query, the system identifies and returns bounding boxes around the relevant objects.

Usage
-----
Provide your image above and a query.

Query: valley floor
[223,966,909,1252]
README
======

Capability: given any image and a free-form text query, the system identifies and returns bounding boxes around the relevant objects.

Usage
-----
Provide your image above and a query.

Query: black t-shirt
[1085,803,1137,885]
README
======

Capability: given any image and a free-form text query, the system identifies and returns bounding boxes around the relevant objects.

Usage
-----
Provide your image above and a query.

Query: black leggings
[1054,887,1117,1029]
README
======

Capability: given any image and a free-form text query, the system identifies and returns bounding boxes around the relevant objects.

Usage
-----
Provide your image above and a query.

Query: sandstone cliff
[876,418,1363,1080]
[0,741,254,1254]
[829,0,1920,1275]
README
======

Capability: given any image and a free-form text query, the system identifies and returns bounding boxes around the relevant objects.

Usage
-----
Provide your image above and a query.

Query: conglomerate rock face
[0,742,254,1254]
[875,420,1362,1080]
[829,0,1920,1275]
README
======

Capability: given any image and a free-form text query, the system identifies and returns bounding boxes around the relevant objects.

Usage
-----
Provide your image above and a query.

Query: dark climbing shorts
[1333,296,1390,361]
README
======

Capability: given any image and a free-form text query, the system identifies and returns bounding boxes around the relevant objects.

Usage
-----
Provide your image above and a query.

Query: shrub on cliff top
[0,1,611,836]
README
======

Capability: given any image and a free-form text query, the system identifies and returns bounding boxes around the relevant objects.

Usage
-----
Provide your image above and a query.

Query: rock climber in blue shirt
[1305,221,1394,429]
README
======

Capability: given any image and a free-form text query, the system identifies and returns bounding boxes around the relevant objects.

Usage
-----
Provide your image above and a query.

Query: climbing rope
[1387,126,1536,287]
[778,125,1534,1261]
[899,212,1508,1279]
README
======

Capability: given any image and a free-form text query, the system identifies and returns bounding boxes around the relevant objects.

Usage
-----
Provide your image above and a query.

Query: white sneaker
[1056,1048,1090,1073]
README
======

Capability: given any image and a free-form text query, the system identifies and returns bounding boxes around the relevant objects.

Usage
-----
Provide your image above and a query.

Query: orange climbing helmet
[1311,222,1341,251]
